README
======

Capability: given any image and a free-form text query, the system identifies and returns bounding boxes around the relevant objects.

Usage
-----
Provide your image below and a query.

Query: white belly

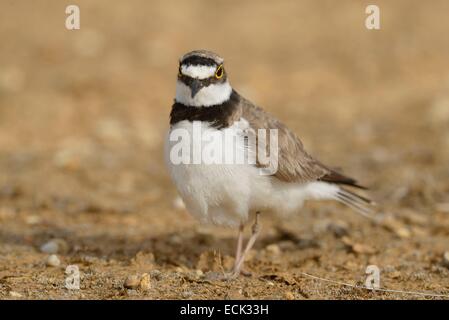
[164,120,333,227]
[164,120,258,227]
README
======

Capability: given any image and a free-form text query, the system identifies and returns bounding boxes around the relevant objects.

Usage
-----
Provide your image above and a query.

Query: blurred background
[0,0,448,299]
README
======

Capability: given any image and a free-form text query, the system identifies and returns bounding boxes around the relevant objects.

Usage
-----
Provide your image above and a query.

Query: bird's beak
[190,79,203,98]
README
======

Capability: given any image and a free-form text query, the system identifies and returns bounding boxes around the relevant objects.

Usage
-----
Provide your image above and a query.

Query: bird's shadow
[0,225,310,269]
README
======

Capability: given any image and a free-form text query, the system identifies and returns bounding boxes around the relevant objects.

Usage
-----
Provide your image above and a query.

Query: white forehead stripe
[181,64,216,79]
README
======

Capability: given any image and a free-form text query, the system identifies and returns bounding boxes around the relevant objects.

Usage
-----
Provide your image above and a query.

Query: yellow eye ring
[215,64,224,79]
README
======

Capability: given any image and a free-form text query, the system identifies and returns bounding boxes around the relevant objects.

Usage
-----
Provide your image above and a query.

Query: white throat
[175,80,232,107]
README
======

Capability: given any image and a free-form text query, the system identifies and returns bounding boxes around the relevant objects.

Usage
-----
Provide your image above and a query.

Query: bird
[165,50,374,278]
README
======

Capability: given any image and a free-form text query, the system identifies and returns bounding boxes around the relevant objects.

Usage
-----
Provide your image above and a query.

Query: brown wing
[239,94,365,188]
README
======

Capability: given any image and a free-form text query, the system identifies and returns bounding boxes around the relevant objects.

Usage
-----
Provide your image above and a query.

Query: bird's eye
[215,65,224,79]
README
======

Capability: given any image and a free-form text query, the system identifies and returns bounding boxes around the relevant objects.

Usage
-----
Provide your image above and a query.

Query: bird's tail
[305,182,376,219]
[333,187,376,219]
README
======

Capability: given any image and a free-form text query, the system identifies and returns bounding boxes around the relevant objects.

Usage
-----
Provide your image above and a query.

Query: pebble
[168,234,183,245]
[25,215,41,225]
[9,291,23,298]
[389,271,401,279]
[46,254,61,267]
[131,251,155,266]
[150,270,162,281]
[381,217,411,238]
[40,239,69,254]
[204,271,225,282]
[195,269,204,277]
[443,252,449,268]
[284,291,295,300]
[277,240,296,251]
[40,241,58,254]
[124,275,140,289]
[225,289,244,300]
[352,243,376,254]
[402,211,428,226]
[265,244,281,255]
[181,291,194,298]
[172,196,186,210]
[342,237,376,254]
[139,273,151,291]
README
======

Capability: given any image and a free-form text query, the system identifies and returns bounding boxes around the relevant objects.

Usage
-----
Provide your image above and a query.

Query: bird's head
[175,50,232,107]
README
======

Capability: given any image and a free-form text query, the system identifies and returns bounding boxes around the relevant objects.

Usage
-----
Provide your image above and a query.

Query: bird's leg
[234,224,244,270]
[231,212,261,278]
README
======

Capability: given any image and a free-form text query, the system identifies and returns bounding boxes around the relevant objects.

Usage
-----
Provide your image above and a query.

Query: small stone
[181,290,194,298]
[196,251,222,272]
[172,196,186,210]
[265,244,281,255]
[277,240,296,251]
[410,226,428,237]
[225,289,244,299]
[394,227,411,238]
[175,266,185,273]
[150,270,162,281]
[124,275,140,289]
[195,269,204,277]
[139,273,151,291]
[443,252,449,268]
[9,291,22,298]
[284,291,295,300]
[168,234,183,245]
[40,241,58,254]
[126,289,139,296]
[46,254,61,267]
[344,260,358,270]
[81,255,101,265]
[352,243,376,254]
[131,251,155,267]
[381,217,411,238]
[40,239,69,254]
[401,211,428,226]
[204,271,225,282]
[342,237,376,254]
[25,215,41,225]
[389,271,401,279]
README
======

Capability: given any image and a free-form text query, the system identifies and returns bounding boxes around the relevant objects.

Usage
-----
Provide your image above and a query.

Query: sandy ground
[1,0,449,299]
